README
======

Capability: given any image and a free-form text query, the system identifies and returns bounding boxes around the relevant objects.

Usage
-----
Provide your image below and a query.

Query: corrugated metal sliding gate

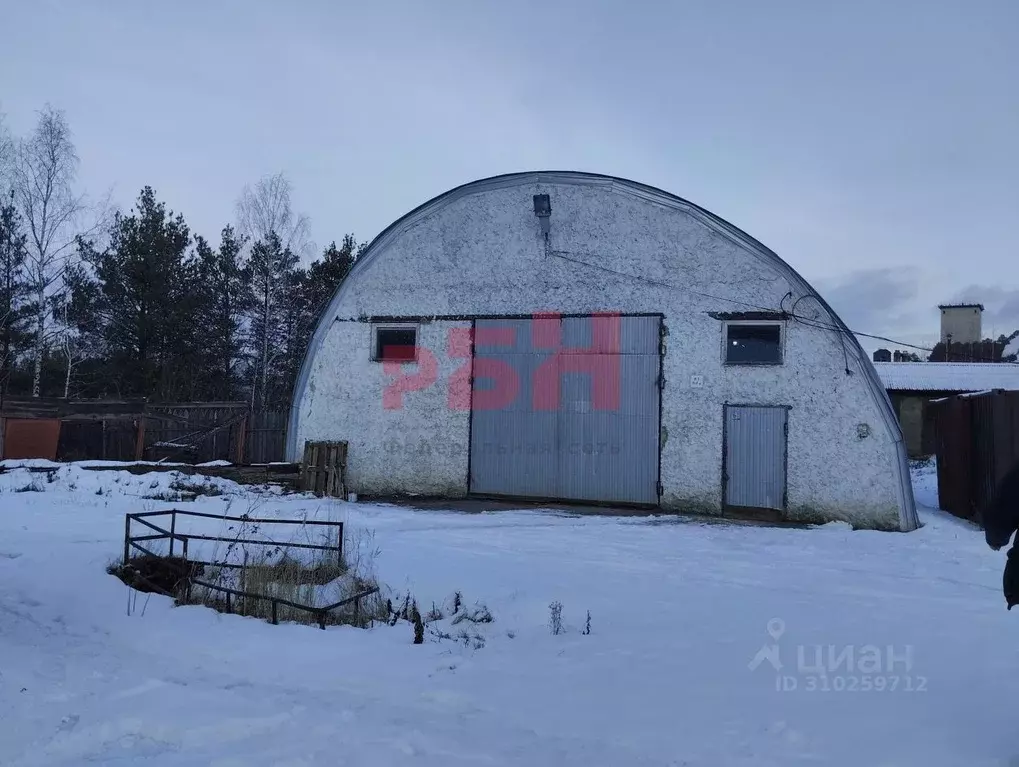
[723,404,788,513]
[469,315,661,505]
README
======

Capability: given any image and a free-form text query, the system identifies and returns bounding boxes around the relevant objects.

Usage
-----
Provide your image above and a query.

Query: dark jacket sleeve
[1005,545,1019,610]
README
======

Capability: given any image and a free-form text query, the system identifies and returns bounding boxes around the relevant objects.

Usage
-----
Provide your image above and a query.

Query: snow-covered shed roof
[874,362,1019,393]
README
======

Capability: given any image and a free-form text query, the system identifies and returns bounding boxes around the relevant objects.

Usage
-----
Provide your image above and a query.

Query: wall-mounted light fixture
[533,194,551,237]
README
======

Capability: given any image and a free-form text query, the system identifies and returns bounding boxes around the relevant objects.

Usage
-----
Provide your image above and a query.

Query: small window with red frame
[373,325,418,362]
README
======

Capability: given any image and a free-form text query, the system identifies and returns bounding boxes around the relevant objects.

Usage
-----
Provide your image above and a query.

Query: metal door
[723,405,788,511]
[469,315,661,505]
[468,318,557,498]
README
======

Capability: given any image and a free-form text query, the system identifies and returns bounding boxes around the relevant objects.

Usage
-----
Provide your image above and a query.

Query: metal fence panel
[971,394,998,516]
[1,418,61,460]
[931,397,972,518]
[931,390,1019,522]
[993,392,1019,490]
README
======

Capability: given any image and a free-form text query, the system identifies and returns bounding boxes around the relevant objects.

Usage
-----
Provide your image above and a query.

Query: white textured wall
[297,319,471,497]
[295,177,906,529]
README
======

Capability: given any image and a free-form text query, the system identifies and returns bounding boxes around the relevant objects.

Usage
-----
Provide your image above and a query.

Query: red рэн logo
[382,312,622,412]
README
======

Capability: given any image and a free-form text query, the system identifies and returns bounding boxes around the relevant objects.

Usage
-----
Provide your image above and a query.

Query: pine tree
[277,264,309,399]
[0,191,31,396]
[194,226,250,400]
[62,258,105,397]
[243,236,366,405]
[303,235,361,326]
[71,187,194,399]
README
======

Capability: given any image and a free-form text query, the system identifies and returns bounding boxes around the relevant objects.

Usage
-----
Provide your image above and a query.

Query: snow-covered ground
[1,460,1016,766]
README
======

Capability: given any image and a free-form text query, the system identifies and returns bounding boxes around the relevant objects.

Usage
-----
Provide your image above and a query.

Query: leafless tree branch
[12,104,108,396]
[236,172,311,407]
[235,172,311,258]
[0,110,13,191]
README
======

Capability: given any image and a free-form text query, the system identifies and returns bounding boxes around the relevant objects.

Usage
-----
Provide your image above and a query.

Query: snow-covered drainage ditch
[1,461,499,648]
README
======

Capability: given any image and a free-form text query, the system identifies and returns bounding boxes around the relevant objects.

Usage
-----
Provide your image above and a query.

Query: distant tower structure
[939,303,983,345]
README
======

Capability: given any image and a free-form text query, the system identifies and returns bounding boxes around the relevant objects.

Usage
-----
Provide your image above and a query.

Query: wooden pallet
[300,441,348,498]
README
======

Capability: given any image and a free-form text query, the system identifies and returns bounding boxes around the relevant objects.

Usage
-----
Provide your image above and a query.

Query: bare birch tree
[13,105,104,397]
[0,111,13,190]
[236,172,310,407]
[236,172,310,256]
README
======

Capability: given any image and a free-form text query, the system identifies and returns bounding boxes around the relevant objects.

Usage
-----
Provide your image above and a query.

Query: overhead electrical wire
[548,249,937,356]
[551,251,795,316]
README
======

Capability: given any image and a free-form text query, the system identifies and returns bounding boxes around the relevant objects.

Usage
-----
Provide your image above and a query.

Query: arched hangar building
[289,172,918,532]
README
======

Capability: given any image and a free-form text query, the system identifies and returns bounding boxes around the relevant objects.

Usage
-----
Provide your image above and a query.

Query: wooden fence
[0,399,291,464]
[246,407,290,465]
[146,404,291,464]
[928,389,1019,522]
[144,402,248,463]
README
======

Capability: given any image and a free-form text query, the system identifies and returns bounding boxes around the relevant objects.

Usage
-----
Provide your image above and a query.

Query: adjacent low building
[874,362,1019,456]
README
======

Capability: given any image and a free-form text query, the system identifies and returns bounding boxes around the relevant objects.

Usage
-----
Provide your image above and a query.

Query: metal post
[271,600,278,625]
[182,538,191,603]
[123,515,131,565]
[336,523,344,569]
[226,593,232,613]
[134,416,146,461]
[169,511,176,559]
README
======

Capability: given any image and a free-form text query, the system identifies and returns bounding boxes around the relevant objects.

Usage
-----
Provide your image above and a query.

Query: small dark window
[726,324,782,364]
[373,326,417,362]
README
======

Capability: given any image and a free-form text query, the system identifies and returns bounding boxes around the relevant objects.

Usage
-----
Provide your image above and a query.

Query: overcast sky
[1,0,1016,353]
